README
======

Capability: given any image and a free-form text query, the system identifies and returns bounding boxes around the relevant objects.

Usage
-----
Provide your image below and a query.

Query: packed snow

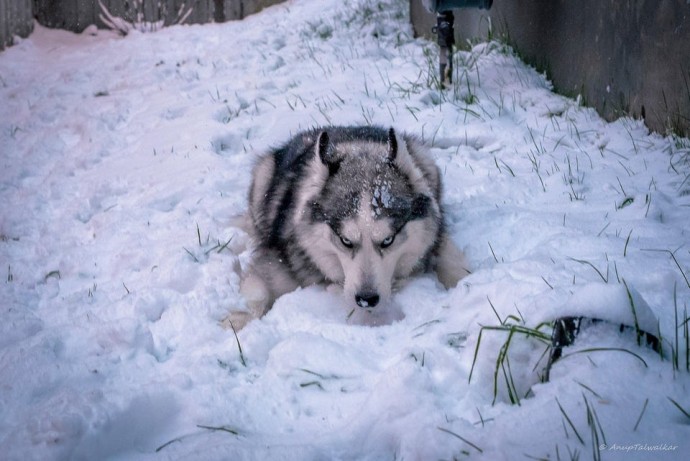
[1,0,690,459]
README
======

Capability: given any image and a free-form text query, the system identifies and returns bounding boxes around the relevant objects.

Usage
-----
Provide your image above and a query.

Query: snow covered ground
[1,0,689,459]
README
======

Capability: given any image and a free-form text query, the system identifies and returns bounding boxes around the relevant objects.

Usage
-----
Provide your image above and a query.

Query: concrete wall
[0,0,33,50]
[410,0,690,137]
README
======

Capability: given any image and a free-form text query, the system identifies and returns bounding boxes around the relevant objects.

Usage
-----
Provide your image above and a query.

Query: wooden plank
[0,0,8,50]
[27,0,284,40]
[0,0,33,50]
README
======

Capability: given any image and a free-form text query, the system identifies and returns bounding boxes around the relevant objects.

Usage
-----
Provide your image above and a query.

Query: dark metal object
[544,316,661,382]
[427,0,493,87]
[428,0,493,11]
[434,10,455,87]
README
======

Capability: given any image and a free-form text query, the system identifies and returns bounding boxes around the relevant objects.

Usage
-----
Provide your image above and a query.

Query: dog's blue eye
[340,236,353,248]
[380,235,395,249]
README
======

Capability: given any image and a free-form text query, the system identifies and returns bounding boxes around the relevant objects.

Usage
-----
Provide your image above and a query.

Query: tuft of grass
[526,150,547,192]
[156,436,183,452]
[216,236,234,254]
[155,422,241,452]
[583,394,606,461]
[559,347,648,368]
[196,424,240,435]
[437,427,483,454]
[183,247,200,263]
[617,196,634,210]
[229,322,247,367]
[674,282,680,372]
[298,368,347,391]
[550,393,611,458]
[574,380,603,400]
[555,397,584,445]
[633,398,649,431]
[623,229,633,257]
[622,279,642,345]
[667,282,690,373]
[299,381,324,390]
[568,257,609,283]
[474,407,493,427]
[641,247,690,289]
[184,222,235,262]
[44,270,61,281]
[667,397,690,420]
[360,103,374,125]
[469,321,551,405]
[494,156,516,177]
[683,305,690,372]
[487,241,501,263]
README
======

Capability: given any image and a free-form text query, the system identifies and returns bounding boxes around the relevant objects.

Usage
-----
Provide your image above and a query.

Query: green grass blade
[667,397,690,419]
[437,427,484,453]
[555,397,585,445]
[560,347,648,368]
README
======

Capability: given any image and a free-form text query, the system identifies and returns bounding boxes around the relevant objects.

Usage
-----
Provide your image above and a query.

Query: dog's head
[298,127,441,309]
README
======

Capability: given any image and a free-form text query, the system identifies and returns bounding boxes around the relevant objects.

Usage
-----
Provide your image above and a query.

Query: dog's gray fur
[230,126,468,328]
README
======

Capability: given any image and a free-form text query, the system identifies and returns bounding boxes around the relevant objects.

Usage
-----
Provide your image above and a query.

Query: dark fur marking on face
[310,201,327,223]
[411,194,431,219]
[309,191,360,225]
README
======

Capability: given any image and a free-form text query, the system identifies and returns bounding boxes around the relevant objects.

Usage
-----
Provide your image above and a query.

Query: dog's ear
[316,131,330,163]
[387,127,398,161]
[316,130,340,175]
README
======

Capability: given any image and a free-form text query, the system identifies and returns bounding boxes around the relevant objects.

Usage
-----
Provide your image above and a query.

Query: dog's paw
[436,237,470,289]
[219,275,270,332]
[239,273,271,316]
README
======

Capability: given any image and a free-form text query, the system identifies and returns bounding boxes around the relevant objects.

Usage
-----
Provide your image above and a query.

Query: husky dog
[232,126,468,328]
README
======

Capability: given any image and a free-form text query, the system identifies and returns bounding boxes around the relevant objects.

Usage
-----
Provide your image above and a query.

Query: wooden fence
[33,0,281,32]
[0,0,33,50]
[33,0,214,31]
[0,1,282,50]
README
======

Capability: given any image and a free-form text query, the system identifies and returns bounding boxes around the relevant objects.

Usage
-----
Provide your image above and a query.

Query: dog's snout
[355,292,380,308]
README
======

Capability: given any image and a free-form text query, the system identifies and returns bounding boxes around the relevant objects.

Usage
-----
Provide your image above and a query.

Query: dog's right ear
[316,131,339,175]
[387,127,398,161]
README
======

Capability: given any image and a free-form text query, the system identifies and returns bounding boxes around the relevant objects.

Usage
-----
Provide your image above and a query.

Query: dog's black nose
[356,292,380,308]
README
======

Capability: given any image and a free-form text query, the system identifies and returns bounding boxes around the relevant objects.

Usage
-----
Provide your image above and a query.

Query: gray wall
[0,0,33,50]
[410,0,690,137]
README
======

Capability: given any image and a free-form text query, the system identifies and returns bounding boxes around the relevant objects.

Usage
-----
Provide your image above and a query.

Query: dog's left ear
[316,130,340,175]
[317,131,334,164]
[387,127,398,161]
